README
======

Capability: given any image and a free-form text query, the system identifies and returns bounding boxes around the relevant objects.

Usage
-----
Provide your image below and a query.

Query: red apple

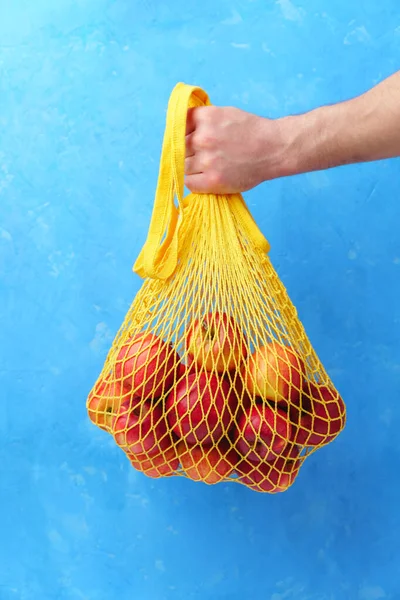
[128,445,179,479]
[113,398,170,456]
[232,365,251,405]
[237,444,301,493]
[244,341,304,405]
[223,367,251,432]
[288,381,313,428]
[115,332,179,399]
[235,403,292,463]
[301,380,318,410]
[294,384,346,446]
[87,377,130,431]
[178,441,238,484]
[166,371,234,445]
[177,357,197,379]
[186,312,247,373]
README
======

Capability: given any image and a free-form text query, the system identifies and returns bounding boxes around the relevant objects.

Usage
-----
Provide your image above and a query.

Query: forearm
[184,71,400,194]
[278,71,400,178]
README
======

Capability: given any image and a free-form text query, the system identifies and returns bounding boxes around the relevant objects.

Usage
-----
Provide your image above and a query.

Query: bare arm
[185,70,400,194]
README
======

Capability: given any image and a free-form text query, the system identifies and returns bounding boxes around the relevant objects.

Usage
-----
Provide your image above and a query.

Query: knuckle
[201,152,213,170]
[185,134,194,155]
[206,105,219,118]
[195,129,216,150]
[208,170,223,188]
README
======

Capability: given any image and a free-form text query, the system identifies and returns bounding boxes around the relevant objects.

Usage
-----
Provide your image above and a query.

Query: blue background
[1,1,399,599]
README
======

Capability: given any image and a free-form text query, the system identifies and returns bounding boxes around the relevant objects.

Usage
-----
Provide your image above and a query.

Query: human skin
[184,70,400,194]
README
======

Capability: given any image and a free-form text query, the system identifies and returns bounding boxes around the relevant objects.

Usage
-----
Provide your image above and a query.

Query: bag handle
[134,82,269,280]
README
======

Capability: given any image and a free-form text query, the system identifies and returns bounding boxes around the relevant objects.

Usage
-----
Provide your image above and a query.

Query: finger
[185,174,213,194]
[186,171,229,194]
[185,132,196,157]
[186,106,207,134]
[185,155,202,176]
[185,174,205,193]
[185,107,198,135]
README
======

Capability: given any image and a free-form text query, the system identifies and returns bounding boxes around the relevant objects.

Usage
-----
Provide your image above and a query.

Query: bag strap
[134,82,269,280]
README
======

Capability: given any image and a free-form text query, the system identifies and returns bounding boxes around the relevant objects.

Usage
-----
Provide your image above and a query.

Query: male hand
[184,70,400,194]
[184,106,287,194]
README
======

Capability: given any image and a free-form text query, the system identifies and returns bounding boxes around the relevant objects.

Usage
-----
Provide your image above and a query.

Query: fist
[184,106,284,194]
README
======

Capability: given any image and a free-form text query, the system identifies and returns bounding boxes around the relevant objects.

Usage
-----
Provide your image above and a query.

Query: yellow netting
[86,83,346,493]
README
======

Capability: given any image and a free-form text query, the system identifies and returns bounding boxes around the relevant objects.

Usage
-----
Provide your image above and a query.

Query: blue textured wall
[1,1,399,599]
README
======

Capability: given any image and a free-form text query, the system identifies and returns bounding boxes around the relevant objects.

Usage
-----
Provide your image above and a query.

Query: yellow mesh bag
[87,83,346,493]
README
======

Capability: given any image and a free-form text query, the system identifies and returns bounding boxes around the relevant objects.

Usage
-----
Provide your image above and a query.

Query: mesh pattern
[87,194,346,493]
[86,83,346,493]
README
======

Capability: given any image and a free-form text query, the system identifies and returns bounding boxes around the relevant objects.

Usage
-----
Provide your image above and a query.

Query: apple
[113,397,170,456]
[115,332,179,399]
[186,312,247,373]
[177,441,238,484]
[232,365,251,406]
[87,377,130,431]
[166,371,234,445]
[288,381,313,428]
[128,445,179,479]
[301,380,317,410]
[294,384,346,446]
[237,444,301,493]
[235,403,292,463]
[244,341,304,405]
[177,356,197,379]
[222,367,251,434]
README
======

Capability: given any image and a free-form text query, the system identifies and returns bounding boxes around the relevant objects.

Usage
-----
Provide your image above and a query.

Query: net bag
[86,83,346,493]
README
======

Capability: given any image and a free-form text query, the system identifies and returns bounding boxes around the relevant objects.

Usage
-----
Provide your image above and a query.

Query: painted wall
[1,1,399,598]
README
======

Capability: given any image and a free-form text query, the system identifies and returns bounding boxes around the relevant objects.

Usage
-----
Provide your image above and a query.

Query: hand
[184,106,287,194]
[184,70,400,194]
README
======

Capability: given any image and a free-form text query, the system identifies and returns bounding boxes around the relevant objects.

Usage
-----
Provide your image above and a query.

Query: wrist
[255,112,325,181]
[275,109,335,178]
[254,116,302,181]
[275,100,368,178]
